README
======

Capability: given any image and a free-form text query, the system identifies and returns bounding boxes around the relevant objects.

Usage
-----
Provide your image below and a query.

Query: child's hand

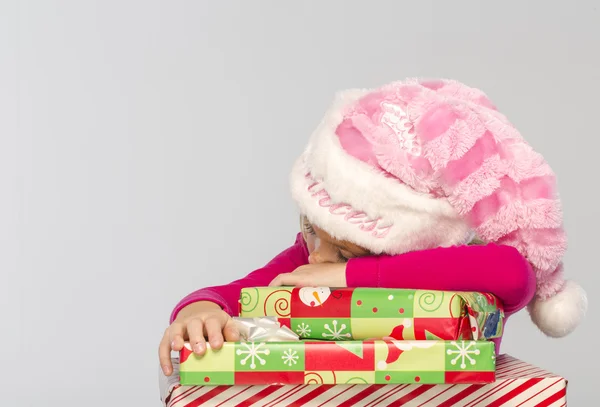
[269,263,347,287]
[159,301,240,376]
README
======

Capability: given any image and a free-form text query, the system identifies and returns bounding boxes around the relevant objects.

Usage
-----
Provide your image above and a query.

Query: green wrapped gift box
[179,339,496,385]
[239,287,504,341]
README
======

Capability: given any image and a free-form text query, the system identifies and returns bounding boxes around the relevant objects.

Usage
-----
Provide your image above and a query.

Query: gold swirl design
[448,294,458,318]
[240,288,260,314]
[418,291,444,313]
[304,372,324,385]
[263,289,292,317]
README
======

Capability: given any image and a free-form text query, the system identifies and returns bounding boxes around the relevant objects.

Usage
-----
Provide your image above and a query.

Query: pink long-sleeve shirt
[171,234,536,353]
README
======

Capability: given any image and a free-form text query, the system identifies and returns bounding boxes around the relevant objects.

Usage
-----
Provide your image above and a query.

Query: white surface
[1,1,598,405]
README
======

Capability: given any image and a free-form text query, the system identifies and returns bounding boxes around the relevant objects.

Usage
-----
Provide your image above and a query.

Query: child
[159,78,587,376]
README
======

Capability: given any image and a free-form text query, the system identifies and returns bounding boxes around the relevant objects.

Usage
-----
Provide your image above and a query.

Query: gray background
[2,1,598,405]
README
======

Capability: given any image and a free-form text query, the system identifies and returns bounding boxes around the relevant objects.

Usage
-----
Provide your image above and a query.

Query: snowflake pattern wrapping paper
[178,339,496,386]
[239,287,504,341]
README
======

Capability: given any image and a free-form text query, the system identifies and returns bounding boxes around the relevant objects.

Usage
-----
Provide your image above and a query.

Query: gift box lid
[160,354,567,407]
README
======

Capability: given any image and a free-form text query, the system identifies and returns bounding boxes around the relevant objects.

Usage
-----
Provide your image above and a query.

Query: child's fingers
[166,322,185,352]
[168,322,185,351]
[270,273,297,287]
[269,273,291,287]
[186,318,207,355]
[159,330,174,376]
[223,319,240,342]
[204,316,225,350]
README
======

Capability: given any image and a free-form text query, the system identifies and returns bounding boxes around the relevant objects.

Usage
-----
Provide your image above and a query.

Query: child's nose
[307,238,338,264]
[308,245,338,264]
[308,252,323,264]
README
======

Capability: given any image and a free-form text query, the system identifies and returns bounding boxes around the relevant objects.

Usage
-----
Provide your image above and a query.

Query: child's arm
[170,233,309,322]
[346,244,536,316]
[160,234,308,377]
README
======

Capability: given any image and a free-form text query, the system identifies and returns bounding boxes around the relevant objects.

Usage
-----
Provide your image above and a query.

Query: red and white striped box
[160,355,567,406]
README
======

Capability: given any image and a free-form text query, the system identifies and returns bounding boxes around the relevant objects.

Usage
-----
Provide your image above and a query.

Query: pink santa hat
[290,78,587,338]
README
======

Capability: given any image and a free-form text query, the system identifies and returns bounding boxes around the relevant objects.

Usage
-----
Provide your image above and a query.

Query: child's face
[300,216,370,264]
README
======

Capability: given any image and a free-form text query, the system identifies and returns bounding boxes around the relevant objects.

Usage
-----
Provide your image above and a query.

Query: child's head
[290,78,587,338]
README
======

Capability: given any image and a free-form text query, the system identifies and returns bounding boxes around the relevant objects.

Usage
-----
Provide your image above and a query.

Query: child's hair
[467,236,486,246]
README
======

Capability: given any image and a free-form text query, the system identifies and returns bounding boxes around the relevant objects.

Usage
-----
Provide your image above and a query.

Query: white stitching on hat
[380,102,422,156]
[306,175,393,239]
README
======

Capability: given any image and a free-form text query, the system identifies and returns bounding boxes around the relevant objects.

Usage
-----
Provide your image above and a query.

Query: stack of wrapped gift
[178,287,504,386]
[164,287,568,406]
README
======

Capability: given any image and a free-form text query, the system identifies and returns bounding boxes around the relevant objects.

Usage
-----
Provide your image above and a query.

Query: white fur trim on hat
[290,89,473,255]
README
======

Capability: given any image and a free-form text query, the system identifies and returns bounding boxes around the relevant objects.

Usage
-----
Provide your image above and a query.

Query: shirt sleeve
[346,244,536,316]
[170,233,309,322]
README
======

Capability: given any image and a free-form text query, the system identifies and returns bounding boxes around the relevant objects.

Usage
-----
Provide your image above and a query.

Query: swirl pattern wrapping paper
[239,287,504,341]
